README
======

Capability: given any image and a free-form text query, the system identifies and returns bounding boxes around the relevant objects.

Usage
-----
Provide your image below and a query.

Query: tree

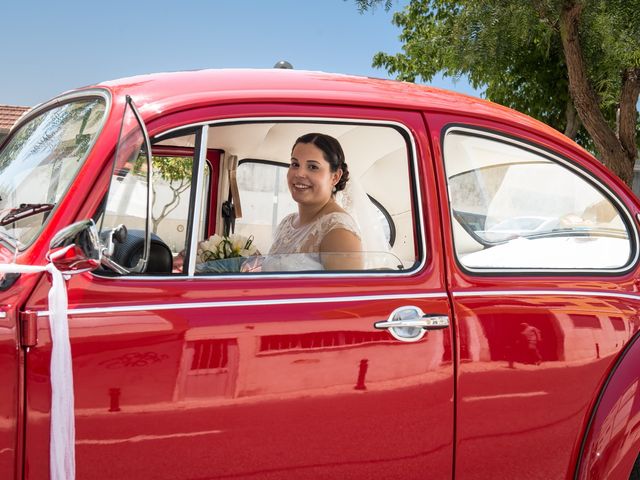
[356,0,640,185]
[151,156,193,234]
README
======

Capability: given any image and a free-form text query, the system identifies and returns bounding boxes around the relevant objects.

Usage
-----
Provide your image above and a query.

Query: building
[0,104,30,143]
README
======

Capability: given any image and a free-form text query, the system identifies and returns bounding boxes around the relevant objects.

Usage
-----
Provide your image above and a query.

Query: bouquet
[196,234,259,273]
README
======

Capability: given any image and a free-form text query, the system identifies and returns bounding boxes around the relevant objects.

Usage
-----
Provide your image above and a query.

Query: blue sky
[0,0,479,106]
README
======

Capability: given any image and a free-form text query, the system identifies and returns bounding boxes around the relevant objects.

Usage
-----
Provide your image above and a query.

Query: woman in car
[263,133,364,271]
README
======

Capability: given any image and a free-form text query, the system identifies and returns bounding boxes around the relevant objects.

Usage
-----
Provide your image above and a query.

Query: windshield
[0,97,107,248]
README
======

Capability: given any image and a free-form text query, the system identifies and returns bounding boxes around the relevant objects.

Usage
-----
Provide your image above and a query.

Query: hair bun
[335,162,349,192]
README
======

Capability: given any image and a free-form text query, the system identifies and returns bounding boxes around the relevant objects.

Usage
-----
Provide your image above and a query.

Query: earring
[332,186,337,193]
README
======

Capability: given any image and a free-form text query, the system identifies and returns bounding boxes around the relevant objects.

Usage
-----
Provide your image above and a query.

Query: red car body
[1,69,639,479]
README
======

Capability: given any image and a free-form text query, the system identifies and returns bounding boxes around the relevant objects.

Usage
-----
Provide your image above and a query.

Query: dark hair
[292,133,350,192]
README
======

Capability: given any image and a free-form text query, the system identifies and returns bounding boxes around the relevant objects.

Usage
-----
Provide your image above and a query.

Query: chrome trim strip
[187,126,209,276]
[97,116,427,280]
[443,126,640,275]
[452,289,640,302]
[450,266,637,275]
[36,291,448,317]
[92,267,415,281]
[128,97,154,273]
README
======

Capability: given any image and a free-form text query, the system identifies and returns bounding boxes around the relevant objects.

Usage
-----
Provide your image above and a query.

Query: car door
[22,104,455,479]
[429,117,640,479]
[0,93,110,480]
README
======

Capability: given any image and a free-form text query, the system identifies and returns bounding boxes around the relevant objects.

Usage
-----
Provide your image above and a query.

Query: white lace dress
[263,212,361,271]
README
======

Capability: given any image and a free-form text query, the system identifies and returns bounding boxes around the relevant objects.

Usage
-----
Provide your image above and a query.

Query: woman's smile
[287,142,340,207]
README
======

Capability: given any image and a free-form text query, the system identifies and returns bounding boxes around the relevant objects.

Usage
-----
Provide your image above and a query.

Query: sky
[0,0,479,107]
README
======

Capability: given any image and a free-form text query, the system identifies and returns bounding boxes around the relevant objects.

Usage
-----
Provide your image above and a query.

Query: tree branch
[159,180,189,221]
[619,67,640,161]
[531,0,559,30]
[151,178,190,232]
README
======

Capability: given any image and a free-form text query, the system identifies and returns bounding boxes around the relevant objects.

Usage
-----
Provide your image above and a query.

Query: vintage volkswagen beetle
[0,69,639,479]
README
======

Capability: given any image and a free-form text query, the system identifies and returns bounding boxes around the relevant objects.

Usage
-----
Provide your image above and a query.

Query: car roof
[91,68,564,140]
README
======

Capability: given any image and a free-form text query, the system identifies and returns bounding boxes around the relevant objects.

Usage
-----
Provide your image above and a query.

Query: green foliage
[152,156,193,182]
[580,0,640,107]
[355,0,392,12]
[356,0,639,154]
[131,154,192,181]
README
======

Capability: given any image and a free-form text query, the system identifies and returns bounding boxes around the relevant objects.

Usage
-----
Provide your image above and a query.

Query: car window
[98,120,420,276]
[147,120,419,275]
[0,97,107,248]
[151,149,210,262]
[100,131,209,274]
[443,129,633,271]
[205,121,416,274]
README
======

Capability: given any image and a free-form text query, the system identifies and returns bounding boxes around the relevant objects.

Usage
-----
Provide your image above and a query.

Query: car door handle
[374,306,449,342]
[374,316,450,330]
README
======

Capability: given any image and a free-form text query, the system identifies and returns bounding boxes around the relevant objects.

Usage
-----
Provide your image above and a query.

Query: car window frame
[97,115,427,280]
[442,124,639,276]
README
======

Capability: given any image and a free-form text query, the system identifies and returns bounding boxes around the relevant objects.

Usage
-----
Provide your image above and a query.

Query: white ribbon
[0,262,75,480]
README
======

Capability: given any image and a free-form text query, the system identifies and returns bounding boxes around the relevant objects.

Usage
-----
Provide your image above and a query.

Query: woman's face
[288,142,342,208]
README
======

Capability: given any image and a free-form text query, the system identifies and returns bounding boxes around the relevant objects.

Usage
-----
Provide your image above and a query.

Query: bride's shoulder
[323,210,353,222]
[320,203,351,221]
[319,211,359,234]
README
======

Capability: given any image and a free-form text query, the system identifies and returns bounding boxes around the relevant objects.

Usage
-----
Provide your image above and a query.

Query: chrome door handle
[374,306,449,342]
[374,316,450,330]
[375,318,430,329]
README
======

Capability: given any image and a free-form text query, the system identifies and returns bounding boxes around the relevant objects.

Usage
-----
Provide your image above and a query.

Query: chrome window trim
[105,116,426,280]
[36,291,448,317]
[12,88,111,131]
[33,288,640,318]
[452,289,640,302]
[186,126,209,276]
[126,97,154,273]
[443,126,640,275]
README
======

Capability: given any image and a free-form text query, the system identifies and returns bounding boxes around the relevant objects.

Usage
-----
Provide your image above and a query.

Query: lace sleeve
[269,212,362,257]
[268,213,297,255]
[320,212,362,240]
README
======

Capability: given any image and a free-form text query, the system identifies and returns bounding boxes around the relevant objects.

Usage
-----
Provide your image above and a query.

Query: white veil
[336,178,392,268]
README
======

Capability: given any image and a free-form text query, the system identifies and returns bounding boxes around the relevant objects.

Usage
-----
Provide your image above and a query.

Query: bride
[262,133,364,271]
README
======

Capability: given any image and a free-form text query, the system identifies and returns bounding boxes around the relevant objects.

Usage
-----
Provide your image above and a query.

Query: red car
[0,69,639,479]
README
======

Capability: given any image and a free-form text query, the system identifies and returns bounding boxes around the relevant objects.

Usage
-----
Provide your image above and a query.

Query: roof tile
[0,104,30,131]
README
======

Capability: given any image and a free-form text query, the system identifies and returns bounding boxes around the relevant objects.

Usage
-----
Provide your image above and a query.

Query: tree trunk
[563,98,581,140]
[559,0,637,186]
[619,68,640,164]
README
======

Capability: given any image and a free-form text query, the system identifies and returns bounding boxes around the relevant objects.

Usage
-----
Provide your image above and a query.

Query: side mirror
[48,220,102,274]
